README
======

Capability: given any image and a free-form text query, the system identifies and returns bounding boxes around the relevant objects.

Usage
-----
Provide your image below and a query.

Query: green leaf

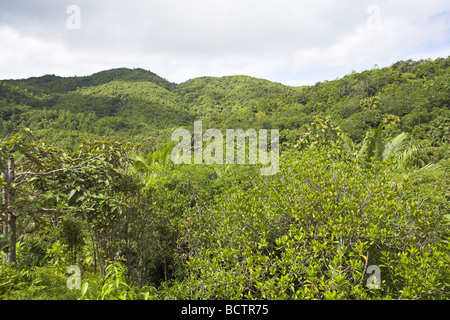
[80,281,89,297]
[67,189,77,200]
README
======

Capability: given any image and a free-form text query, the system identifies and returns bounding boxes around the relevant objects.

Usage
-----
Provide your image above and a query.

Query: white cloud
[292,3,450,82]
[0,26,71,79]
[0,0,449,84]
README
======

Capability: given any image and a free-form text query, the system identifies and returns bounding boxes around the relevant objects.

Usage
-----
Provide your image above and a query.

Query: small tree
[0,129,132,266]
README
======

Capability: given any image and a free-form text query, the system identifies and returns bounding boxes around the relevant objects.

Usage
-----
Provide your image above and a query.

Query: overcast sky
[0,0,449,85]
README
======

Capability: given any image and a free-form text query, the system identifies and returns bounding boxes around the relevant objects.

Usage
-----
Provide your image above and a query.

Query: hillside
[0,57,449,153]
[3,68,176,94]
[0,57,449,301]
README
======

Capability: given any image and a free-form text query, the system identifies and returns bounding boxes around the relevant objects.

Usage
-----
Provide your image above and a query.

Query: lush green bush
[164,145,449,299]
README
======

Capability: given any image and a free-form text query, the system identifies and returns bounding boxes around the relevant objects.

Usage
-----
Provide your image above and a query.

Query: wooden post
[2,157,16,263]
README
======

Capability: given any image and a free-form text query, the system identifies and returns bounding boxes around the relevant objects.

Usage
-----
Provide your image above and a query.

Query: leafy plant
[45,241,70,275]
[79,260,158,300]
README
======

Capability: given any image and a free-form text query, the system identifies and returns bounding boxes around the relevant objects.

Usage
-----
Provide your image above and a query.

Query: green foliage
[165,145,448,300]
[131,141,176,188]
[0,57,448,300]
[45,240,70,274]
[1,57,449,152]
[0,262,80,300]
[79,260,158,300]
[59,218,85,260]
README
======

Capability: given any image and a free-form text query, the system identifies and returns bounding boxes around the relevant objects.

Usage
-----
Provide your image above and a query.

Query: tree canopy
[0,57,448,301]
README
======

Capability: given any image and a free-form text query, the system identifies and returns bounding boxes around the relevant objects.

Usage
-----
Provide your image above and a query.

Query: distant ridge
[4,68,176,94]
[0,56,448,149]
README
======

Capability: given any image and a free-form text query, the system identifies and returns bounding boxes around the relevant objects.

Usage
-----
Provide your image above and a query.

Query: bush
[166,145,449,299]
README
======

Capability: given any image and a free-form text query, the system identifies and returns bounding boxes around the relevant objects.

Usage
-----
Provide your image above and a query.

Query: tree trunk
[163,257,168,282]
[2,157,16,263]
[89,227,98,273]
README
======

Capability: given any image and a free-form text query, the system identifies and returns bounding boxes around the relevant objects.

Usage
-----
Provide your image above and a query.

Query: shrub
[167,145,449,299]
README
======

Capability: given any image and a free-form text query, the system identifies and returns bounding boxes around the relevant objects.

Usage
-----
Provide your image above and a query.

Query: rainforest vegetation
[0,57,448,300]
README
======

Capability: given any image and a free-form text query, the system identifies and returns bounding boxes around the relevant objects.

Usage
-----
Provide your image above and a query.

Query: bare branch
[359,251,370,286]
[15,156,103,178]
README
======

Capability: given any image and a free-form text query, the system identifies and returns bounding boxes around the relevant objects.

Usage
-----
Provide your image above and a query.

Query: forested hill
[0,57,449,152]
[3,68,176,93]
[0,57,449,301]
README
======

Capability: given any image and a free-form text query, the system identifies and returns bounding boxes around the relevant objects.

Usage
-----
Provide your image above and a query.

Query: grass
[0,264,100,300]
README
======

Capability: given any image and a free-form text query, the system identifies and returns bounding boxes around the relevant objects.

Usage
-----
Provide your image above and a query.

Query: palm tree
[354,124,424,169]
[131,141,175,186]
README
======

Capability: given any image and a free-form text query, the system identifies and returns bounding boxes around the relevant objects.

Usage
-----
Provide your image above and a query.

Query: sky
[0,0,449,86]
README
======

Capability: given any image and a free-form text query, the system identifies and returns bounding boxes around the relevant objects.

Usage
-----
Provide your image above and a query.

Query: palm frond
[362,124,384,162]
[131,155,150,171]
[394,143,425,169]
[382,132,408,160]
[341,133,356,156]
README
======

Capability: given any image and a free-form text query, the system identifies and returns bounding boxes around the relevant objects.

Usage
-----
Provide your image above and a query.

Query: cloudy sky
[0,0,449,85]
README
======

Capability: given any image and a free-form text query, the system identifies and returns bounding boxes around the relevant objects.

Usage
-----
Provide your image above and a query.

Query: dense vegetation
[0,57,448,300]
